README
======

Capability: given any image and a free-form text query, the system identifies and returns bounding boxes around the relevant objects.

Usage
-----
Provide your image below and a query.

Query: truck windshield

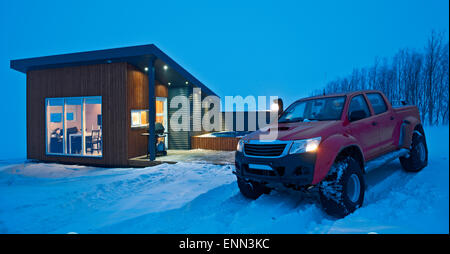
[279,96,346,123]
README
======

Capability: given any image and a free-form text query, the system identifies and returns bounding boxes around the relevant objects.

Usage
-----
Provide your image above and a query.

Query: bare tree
[315,31,449,125]
[423,31,441,124]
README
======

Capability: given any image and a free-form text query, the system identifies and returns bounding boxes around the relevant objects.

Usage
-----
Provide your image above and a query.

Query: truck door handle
[372,122,378,126]
[390,116,395,120]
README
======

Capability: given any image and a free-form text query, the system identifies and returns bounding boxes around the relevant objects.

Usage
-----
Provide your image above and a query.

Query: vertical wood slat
[191,136,240,151]
[126,64,148,159]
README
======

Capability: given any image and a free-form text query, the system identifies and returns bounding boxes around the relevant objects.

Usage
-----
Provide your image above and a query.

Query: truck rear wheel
[237,177,271,200]
[400,131,428,172]
[318,157,365,218]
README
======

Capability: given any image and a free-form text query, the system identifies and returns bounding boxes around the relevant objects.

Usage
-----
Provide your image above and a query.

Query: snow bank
[0,126,448,233]
[0,162,235,233]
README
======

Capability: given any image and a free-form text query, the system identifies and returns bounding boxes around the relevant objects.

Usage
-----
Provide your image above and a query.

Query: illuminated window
[130,98,167,133]
[131,109,149,127]
[46,96,102,157]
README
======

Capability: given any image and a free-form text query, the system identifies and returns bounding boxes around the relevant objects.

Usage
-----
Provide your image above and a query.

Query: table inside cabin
[68,133,94,154]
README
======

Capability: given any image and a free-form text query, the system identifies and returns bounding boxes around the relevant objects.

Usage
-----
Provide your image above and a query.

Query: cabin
[10,45,217,167]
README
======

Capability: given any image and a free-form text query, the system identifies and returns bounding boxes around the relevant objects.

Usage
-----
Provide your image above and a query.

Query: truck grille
[244,143,287,157]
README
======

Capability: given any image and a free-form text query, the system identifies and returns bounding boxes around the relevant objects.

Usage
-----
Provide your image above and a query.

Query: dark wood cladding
[27,63,128,167]
[126,64,168,159]
[191,136,240,151]
[155,82,168,97]
[126,64,149,159]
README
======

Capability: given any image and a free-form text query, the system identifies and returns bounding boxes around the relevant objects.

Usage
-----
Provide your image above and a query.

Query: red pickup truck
[234,90,428,217]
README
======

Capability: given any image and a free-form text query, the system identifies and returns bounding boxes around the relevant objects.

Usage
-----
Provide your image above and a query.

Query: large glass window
[46,96,102,157]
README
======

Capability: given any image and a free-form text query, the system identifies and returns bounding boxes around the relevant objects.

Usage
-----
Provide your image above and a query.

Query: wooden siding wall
[126,64,168,159]
[27,63,128,166]
[191,136,240,151]
[126,64,149,159]
[155,81,168,97]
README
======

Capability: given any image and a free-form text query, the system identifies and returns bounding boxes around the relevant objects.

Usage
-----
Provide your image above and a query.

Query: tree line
[313,31,449,125]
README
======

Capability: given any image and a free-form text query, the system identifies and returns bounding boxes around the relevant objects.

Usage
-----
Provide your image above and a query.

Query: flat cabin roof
[10,44,217,97]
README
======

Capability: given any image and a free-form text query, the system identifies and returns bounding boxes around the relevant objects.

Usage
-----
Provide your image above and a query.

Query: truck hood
[243,121,342,141]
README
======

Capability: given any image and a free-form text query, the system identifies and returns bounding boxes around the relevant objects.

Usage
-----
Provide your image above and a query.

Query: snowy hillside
[0,126,448,234]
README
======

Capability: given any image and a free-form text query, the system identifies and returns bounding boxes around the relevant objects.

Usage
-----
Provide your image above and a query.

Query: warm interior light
[144,67,148,71]
[163,65,168,70]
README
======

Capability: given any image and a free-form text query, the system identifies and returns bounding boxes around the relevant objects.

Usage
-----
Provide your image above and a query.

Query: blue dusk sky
[0,0,448,159]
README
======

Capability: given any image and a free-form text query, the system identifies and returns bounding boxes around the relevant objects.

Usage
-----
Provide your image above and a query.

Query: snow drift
[0,126,448,233]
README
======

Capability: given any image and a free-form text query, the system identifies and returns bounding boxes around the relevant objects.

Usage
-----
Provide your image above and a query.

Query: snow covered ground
[0,126,448,234]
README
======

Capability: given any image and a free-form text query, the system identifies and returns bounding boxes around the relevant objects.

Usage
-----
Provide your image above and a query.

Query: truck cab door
[346,95,379,160]
[366,93,397,155]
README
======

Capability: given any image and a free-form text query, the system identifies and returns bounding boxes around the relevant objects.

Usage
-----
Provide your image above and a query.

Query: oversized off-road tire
[237,177,271,200]
[318,157,365,218]
[400,131,428,172]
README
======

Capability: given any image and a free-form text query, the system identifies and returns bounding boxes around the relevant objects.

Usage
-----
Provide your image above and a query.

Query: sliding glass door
[46,96,102,157]
[65,98,82,155]
[46,98,64,154]
[84,97,102,156]
[156,97,168,148]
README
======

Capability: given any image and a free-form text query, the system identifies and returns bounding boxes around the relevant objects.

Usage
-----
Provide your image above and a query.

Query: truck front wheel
[237,177,271,200]
[400,131,428,172]
[318,157,365,218]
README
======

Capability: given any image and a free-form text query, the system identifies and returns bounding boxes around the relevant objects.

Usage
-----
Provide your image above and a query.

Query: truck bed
[393,105,421,122]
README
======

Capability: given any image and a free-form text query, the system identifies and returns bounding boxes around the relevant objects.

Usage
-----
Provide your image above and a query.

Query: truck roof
[296,90,383,103]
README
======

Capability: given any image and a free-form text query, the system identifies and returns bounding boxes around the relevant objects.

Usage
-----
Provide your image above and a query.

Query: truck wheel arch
[399,117,425,148]
[312,134,365,185]
[334,145,365,172]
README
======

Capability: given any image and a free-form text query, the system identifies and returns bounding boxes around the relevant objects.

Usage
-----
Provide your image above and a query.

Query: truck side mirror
[349,110,367,122]
[272,98,284,117]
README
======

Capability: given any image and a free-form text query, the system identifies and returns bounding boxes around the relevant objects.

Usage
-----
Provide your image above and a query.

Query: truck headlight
[237,139,244,152]
[289,137,321,154]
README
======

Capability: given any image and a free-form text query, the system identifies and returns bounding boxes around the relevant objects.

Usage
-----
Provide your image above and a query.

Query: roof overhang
[10,44,217,97]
